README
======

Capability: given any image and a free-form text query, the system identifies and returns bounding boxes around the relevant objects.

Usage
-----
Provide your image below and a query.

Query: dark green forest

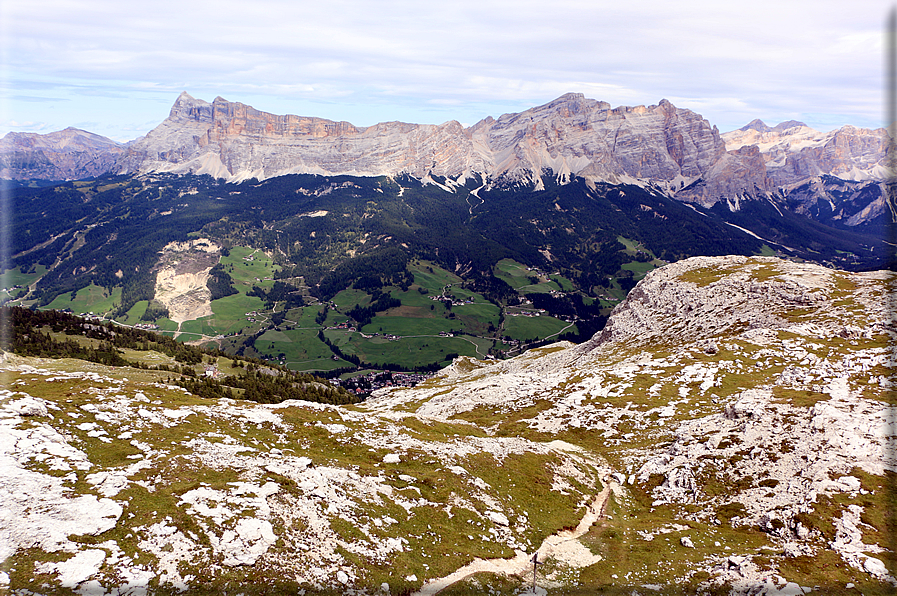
[6,306,358,405]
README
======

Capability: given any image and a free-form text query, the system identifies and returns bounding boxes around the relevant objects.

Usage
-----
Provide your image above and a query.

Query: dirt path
[412,483,614,596]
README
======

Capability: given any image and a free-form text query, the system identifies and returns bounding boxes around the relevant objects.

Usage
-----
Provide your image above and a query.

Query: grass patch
[44,284,122,315]
[502,314,570,341]
[771,386,830,407]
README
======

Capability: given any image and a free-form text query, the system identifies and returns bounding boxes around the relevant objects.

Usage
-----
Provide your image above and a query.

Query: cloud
[4,120,52,131]
[2,0,890,138]
[8,95,67,103]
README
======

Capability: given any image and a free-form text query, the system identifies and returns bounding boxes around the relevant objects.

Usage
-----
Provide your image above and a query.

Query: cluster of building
[336,370,434,396]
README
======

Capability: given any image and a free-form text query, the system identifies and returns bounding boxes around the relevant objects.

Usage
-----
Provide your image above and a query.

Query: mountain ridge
[3,93,890,209]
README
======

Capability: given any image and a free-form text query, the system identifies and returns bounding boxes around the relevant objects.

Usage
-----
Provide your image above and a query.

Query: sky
[0,0,891,142]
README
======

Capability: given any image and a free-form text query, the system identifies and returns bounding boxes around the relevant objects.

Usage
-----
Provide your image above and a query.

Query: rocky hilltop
[2,255,894,594]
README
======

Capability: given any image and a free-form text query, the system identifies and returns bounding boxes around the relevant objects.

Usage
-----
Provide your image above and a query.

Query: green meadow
[46,284,122,314]
[502,313,572,341]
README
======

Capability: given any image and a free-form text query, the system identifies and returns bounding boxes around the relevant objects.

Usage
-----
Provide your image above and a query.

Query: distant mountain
[721,120,890,185]
[737,119,808,133]
[3,94,891,216]
[0,127,125,181]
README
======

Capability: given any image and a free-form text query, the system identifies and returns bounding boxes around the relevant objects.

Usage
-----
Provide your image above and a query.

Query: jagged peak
[534,92,595,114]
[168,92,212,122]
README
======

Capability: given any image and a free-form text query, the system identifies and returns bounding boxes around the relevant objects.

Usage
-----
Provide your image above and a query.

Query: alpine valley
[1,93,893,374]
[0,94,895,594]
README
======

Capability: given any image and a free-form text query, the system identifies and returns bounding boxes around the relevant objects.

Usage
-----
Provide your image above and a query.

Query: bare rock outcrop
[581,255,869,351]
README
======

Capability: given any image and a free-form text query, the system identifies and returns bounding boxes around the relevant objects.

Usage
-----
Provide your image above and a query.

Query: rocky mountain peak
[739,118,771,132]
[168,91,212,123]
[721,119,890,190]
[0,127,125,180]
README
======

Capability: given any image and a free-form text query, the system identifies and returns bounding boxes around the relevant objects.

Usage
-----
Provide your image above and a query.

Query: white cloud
[1,0,892,138]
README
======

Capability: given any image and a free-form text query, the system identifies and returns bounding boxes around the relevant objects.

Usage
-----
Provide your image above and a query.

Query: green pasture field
[219,246,279,290]
[257,329,292,343]
[456,335,494,358]
[517,280,561,294]
[409,260,461,292]
[45,284,121,315]
[617,235,650,255]
[1,265,46,290]
[208,293,267,333]
[322,308,350,327]
[326,329,475,368]
[363,315,460,336]
[390,287,440,310]
[178,317,220,339]
[282,306,327,328]
[251,326,350,371]
[622,261,658,277]
[617,235,666,272]
[450,302,500,334]
[493,259,560,294]
[502,314,571,341]
[494,259,538,289]
[549,273,575,292]
[154,317,179,334]
[117,300,149,325]
[331,289,371,310]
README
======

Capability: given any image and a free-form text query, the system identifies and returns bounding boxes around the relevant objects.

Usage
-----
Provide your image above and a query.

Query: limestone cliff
[117,93,732,194]
[5,94,891,220]
[116,92,491,182]
[721,120,891,185]
[118,93,891,212]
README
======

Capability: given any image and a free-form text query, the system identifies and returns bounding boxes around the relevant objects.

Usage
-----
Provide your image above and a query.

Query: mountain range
[2,95,895,592]
[3,92,892,210]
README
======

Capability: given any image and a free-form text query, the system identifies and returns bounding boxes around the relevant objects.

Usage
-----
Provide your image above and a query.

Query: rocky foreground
[1,255,895,595]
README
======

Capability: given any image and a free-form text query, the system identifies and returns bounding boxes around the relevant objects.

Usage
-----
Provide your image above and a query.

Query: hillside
[0,173,756,375]
[5,170,890,375]
[2,255,894,594]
